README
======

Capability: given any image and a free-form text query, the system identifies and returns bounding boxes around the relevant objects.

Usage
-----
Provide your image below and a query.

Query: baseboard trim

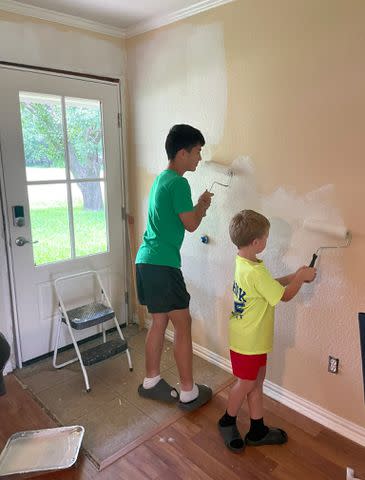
[162,325,365,447]
[262,380,365,447]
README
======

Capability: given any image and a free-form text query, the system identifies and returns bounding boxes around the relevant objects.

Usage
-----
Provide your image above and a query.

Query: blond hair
[229,210,270,248]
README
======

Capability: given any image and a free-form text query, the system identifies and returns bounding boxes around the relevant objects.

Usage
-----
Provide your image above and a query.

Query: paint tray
[0,425,84,478]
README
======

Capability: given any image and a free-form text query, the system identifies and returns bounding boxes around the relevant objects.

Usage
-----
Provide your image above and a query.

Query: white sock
[180,383,199,403]
[143,375,161,389]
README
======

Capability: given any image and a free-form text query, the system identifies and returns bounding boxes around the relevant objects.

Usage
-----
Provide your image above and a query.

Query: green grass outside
[30,206,107,265]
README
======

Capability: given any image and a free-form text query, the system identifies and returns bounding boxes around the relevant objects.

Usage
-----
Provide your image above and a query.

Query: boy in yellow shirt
[218,210,316,452]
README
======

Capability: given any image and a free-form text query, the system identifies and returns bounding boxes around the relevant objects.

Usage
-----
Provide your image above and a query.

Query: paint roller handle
[198,190,214,213]
[309,253,318,267]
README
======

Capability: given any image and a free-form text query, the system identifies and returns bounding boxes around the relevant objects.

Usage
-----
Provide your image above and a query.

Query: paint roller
[209,170,233,192]
[204,161,234,192]
[303,219,352,267]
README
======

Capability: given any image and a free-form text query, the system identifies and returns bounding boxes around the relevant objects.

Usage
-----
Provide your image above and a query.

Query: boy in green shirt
[219,210,316,452]
[136,124,214,410]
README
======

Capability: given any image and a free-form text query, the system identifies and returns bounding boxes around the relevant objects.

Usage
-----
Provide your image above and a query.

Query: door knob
[15,236,39,247]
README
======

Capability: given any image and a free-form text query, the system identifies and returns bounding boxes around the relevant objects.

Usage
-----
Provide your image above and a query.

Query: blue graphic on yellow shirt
[232,281,246,317]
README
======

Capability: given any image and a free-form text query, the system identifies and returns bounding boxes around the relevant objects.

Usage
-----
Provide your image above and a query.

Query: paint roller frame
[208,169,234,192]
[303,219,352,267]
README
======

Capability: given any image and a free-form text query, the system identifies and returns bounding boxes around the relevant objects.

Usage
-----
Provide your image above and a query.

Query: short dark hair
[165,124,205,160]
[229,210,270,248]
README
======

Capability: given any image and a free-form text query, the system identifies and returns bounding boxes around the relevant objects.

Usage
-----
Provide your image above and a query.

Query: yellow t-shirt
[229,255,285,355]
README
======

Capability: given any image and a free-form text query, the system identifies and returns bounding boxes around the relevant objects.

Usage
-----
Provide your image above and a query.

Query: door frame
[0,63,130,369]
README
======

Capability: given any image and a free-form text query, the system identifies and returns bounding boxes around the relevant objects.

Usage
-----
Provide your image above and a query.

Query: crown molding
[126,0,236,38]
[0,0,127,38]
[0,0,236,40]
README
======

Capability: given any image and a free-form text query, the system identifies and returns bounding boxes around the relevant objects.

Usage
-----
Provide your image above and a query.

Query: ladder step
[63,302,115,330]
[81,340,128,366]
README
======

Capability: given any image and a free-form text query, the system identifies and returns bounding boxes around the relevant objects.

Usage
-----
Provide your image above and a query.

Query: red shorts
[230,350,267,381]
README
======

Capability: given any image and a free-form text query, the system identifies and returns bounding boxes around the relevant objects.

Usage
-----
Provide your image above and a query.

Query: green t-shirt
[135,169,194,268]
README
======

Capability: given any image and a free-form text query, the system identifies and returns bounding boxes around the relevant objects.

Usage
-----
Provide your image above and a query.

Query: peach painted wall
[126,0,365,428]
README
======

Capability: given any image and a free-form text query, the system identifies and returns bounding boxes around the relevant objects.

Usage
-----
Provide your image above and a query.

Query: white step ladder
[53,271,133,392]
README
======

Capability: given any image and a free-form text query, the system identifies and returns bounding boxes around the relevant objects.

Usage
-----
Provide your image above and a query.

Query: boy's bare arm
[179,191,213,232]
[281,267,316,302]
[276,274,295,286]
[179,205,205,232]
[276,266,309,286]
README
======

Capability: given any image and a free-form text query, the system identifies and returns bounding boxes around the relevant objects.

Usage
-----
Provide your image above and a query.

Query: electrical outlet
[328,356,339,374]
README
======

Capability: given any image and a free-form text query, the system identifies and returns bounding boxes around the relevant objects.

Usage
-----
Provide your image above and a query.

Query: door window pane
[19,92,110,266]
[65,98,105,180]
[19,93,66,181]
[28,184,71,265]
[72,181,108,257]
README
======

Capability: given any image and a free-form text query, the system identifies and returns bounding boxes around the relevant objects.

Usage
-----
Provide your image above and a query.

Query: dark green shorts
[135,263,190,314]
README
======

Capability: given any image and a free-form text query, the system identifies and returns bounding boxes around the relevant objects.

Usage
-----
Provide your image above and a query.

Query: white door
[0,67,127,363]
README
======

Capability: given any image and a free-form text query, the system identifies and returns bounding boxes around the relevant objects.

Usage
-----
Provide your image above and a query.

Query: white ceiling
[16,0,201,28]
[0,0,235,36]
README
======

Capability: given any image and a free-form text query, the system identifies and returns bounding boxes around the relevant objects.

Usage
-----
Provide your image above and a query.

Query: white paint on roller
[303,219,348,240]
[128,22,227,174]
[201,162,233,192]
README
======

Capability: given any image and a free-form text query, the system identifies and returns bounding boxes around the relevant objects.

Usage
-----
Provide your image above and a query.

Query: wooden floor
[1,374,365,480]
